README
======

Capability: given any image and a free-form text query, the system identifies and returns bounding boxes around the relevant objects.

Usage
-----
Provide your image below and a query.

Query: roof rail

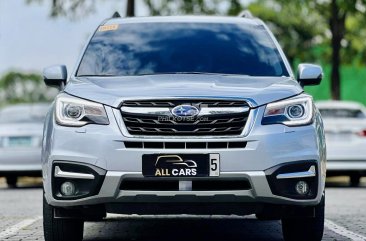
[112,11,121,18]
[238,10,254,18]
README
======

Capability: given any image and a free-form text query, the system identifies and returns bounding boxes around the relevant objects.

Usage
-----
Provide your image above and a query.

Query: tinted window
[77,22,289,77]
[319,109,366,119]
[0,105,49,124]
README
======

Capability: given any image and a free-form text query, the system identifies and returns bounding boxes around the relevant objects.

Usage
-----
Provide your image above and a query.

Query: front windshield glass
[77,22,289,77]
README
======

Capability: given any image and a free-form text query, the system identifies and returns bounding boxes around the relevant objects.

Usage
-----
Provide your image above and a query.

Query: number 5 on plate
[209,154,220,177]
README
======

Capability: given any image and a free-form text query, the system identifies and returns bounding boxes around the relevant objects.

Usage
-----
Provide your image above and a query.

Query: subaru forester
[42,14,326,241]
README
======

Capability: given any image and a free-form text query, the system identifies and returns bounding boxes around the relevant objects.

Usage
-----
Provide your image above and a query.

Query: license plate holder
[142,154,220,177]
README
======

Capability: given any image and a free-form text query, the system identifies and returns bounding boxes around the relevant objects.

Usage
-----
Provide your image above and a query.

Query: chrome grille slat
[126,126,244,135]
[123,116,247,125]
[121,99,250,136]
[123,99,249,108]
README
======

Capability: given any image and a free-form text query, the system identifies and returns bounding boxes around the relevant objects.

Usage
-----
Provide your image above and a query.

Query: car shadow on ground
[0,177,43,189]
[84,216,284,241]
[0,184,43,190]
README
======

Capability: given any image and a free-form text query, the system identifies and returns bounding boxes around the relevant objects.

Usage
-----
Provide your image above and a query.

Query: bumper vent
[120,178,251,191]
[124,141,247,149]
[121,99,250,136]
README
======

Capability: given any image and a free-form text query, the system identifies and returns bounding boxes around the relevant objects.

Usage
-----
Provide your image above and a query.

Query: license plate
[7,137,32,147]
[142,154,220,177]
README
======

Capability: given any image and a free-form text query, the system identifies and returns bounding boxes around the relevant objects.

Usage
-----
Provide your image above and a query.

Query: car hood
[65,74,303,108]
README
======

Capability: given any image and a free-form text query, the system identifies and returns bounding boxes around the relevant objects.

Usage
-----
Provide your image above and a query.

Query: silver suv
[42,15,326,241]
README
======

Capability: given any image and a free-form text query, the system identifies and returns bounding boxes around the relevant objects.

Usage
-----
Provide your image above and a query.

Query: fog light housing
[295,181,309,195]
[60,181,76,196]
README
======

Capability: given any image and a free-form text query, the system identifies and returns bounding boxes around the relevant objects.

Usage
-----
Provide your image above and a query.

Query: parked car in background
[316,100,366,186]
[0,103,49,187]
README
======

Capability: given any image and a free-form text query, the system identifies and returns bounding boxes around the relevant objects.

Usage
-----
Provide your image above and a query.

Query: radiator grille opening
[123,100,250,108]
[124,141,247,149]
[120,178,251,191]
[121,99,250,136]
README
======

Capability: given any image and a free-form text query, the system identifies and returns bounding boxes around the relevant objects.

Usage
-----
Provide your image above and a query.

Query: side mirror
[43,65,67,89]
[297,63,323,86]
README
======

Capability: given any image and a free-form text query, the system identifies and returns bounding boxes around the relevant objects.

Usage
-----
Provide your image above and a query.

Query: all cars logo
[154,155,197,176]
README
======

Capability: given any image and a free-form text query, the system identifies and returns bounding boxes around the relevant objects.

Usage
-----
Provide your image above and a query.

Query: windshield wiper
[77,74,118,77]
[77,72,252,77]
[137,72,250,76]
[153,72,223,75]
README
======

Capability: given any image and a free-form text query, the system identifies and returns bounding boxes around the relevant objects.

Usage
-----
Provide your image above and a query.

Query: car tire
[43,196,84,241]
[282,195,324,241]
[350,175,360,187]
[6,176,17,188]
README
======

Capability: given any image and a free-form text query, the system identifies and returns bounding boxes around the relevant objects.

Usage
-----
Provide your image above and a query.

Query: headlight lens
[262,95,314,126]
[55,94,109,127]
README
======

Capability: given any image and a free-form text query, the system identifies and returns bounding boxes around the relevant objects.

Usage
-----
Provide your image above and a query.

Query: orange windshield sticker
[98,24,119,32]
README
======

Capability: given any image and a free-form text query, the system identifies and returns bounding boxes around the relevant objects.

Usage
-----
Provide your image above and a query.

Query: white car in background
[0,103,49,187]
[316,100,366,186]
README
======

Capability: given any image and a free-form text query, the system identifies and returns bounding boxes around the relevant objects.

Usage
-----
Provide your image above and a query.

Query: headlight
[262,95,314,126]
[55,94,109,127]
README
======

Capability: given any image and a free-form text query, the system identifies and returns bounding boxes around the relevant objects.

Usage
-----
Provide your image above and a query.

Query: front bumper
[46,167,323,208]
[43,105,326,209]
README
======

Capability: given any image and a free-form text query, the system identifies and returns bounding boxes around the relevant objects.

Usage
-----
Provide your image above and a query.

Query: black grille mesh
[121,99,249,136]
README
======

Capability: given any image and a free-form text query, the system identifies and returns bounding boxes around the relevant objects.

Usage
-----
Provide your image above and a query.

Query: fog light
[60,181,76,196]
[295,181,309,195]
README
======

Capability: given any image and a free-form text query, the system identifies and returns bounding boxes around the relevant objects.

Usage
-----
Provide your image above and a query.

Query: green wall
[304,65,366,105]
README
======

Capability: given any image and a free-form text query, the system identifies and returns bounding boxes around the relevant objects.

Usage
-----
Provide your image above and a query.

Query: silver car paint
[64,75,303,108]
[0,112,46,173]
[43,16,326,208]
[43,99,326,207]
[0,123,43,171]
[317,101,366,171]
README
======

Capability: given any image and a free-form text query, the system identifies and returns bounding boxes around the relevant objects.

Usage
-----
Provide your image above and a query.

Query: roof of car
[316,100,366,110]
[104,15,262,26]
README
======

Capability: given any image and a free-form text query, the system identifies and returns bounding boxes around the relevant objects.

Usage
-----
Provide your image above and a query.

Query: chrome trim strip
[121,106,250,116]
[199,107,250,115]
[276,165,316,180]
[54,166,95,180]
[121,107,172,116]
[118,96,257,108]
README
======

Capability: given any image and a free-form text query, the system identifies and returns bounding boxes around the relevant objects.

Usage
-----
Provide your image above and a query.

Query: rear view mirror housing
[43,65,67,89]
[297,63,323,86]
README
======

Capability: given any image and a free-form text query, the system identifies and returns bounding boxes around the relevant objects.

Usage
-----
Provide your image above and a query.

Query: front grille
[123,99,250,108]
[121,99,250,136]
[124,141,247,149]
[120,178,252,191]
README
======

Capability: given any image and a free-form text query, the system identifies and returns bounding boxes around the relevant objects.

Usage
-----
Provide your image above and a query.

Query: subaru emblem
[171,105,200,117]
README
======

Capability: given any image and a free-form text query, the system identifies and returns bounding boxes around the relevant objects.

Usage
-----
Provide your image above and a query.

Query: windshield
[77,22,289,77]
[319,109,366,119]
[0,104,49,124]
